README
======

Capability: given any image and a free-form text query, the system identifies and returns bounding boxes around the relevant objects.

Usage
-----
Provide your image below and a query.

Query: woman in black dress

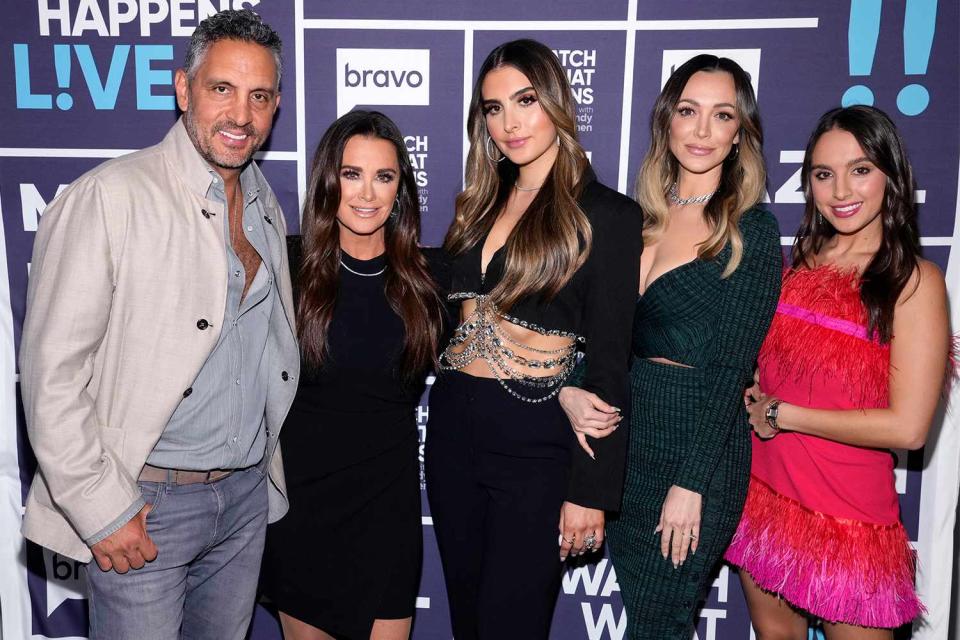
[425,39,643,639]
[261,110,445,640]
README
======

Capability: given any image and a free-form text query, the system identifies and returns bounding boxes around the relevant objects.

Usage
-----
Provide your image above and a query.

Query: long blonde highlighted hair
[636,54,766,276]
[444,39,591,310]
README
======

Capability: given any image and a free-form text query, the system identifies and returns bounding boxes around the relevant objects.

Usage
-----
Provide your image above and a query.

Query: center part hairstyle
[444,39,592,310]
[635,54,766,277]
[297,110,443,379]
[794,105,921,343]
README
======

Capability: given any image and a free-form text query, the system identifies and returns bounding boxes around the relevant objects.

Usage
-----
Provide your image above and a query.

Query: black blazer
[446,173,644,511]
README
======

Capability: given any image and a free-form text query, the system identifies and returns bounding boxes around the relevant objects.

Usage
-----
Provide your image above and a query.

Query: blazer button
[281,371,289,381]
[197,319,209,330]
[183,387,193,398]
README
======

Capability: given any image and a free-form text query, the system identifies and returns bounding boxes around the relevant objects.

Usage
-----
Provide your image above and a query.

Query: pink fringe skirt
[725,476,924,628]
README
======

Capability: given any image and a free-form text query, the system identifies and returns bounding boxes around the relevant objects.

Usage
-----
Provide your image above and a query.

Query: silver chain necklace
[669,182,716,206]
[514,183,542,192]
[339,259,386,277]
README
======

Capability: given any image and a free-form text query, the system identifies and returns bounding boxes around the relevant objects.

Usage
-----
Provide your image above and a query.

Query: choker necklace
[340,259,386,277]
[669,182,716,206]
[514,183,542,192]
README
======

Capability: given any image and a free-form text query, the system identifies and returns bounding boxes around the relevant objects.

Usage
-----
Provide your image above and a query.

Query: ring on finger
[562,535,576,545]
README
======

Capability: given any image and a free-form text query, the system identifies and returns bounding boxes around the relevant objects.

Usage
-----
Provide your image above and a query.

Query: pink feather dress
[724,265,924,628]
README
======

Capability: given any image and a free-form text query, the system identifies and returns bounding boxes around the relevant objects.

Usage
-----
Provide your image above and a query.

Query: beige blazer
[19,119,300,562]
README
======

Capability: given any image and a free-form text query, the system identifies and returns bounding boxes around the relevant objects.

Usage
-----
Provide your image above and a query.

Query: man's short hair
[184,9,283,84]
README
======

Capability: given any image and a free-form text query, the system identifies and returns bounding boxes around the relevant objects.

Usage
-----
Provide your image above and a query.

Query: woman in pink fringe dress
[726,105,950,639]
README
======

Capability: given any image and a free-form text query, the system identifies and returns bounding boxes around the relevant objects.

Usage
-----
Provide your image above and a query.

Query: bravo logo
[336,48,430,117]
[661,49,762,98]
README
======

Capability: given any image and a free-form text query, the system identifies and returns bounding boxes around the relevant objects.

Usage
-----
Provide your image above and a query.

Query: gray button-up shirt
[145,166,277,471]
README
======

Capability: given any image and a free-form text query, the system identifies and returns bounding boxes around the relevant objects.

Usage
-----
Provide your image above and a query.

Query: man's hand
[90,504,157,573]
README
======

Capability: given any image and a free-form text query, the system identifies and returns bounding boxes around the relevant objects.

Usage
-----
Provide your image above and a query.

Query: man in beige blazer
[19,10,299,639]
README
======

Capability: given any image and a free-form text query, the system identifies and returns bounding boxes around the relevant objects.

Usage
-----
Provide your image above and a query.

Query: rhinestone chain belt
[440,293,584,403]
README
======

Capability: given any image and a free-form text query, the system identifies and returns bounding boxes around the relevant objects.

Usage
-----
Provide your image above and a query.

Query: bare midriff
[645,356,694,368]
[450,299,576,379]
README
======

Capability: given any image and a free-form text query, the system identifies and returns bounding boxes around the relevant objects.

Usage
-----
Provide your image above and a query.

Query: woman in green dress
[559,54,782,638]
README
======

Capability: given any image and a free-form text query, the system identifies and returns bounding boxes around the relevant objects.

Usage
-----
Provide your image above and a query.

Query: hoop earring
[390,196,400,219]
[485,135,505,163]
[816,211,823,226]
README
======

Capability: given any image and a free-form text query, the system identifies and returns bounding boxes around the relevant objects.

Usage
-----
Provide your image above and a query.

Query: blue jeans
[83,465,268,640]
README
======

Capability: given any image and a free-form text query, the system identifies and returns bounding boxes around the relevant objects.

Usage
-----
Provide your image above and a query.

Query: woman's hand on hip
[558,387,622,459]
[656,485,701,568]
[558,501,605,561]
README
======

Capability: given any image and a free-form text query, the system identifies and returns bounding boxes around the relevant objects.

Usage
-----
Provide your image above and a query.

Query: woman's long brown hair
[794,105,921,343]
[444,39,592,311]
[635,54,766,277]
[297,110,443,380]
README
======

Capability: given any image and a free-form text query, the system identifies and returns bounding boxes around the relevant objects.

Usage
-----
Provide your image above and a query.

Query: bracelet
[764,399,782,437]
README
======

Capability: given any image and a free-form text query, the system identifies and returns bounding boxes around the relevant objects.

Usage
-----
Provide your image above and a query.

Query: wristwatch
[764,399,782,437]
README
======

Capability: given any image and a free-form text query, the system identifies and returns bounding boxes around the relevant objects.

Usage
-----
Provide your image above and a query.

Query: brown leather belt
[139,463,234,485]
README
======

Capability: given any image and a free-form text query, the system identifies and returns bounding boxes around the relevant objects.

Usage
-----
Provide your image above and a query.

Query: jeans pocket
[137,481,167,521]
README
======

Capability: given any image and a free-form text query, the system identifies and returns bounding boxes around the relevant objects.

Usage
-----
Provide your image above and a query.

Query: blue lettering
[75,45,129,110]
[135,45,174,110]
[14,44,52,109]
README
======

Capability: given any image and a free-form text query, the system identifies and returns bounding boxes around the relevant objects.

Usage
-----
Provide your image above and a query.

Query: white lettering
[566,68,596,86]
[169,0,195,36]
[140,0,169,37]
[38,0,258,37]
[109,0,139,36]
[37,0,70,36]
[38,0,71,37]
[581,603,626,640]
[694,608,727,640]
[72,0,110,36]
[562,558,609,596]
[553,49,596,67]
[336,49,430,117]
[405,135,428,152]
[21,183,68,231]
[774,150,805,204]
[710,564,729,603]
[409,153,427,170]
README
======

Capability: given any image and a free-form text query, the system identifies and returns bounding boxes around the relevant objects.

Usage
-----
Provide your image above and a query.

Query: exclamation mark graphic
[842,0,881,107]
[898,0,937,116]
[54,44,73,110]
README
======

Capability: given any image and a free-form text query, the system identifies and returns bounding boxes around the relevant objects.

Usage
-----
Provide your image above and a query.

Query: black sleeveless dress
[260,240,444,639]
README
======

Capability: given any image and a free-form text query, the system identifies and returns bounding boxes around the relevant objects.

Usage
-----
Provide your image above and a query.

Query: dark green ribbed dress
[607,207,781,639]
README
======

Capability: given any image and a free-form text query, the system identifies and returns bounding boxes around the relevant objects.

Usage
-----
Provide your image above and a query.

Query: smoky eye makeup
[481,101,500,115]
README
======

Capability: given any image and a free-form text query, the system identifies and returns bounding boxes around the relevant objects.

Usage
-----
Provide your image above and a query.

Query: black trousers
[425,371,573,640]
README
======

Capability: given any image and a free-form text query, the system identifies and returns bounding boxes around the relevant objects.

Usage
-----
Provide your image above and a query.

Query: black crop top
[446,174,644,510]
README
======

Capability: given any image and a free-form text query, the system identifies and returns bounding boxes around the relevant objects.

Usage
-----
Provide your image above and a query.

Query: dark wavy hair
[184,9,283,83]
[298,110,443,380]
[794,105,921,343]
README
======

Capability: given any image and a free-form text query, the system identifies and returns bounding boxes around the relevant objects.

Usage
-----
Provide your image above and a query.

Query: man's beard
[183,110,263,170]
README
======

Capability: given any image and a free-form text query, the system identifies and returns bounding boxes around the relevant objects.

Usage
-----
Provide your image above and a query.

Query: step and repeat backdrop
[1,1,958,639]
